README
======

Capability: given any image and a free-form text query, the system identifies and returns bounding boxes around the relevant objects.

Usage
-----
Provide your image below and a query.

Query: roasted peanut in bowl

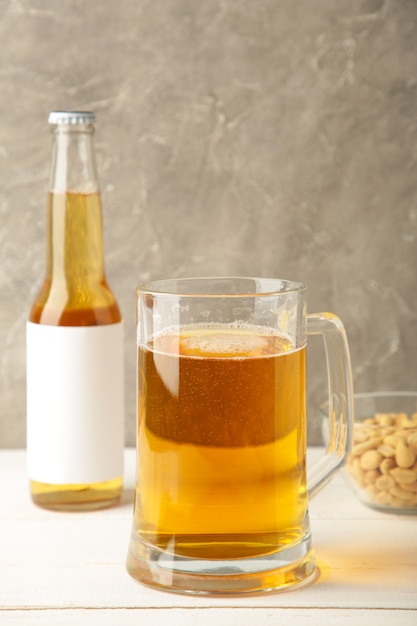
[321,392,417,514]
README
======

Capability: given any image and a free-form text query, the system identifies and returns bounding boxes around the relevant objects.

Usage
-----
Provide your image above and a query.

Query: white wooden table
[1,448,416,625]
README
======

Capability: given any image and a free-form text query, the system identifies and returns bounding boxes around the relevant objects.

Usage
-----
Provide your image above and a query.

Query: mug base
[126,532,318,595]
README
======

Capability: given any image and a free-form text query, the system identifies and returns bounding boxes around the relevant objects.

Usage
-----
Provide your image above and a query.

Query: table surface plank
[1,448,416,624]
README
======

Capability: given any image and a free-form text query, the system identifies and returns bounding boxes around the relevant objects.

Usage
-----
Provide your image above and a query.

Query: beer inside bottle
[27,111,124,510]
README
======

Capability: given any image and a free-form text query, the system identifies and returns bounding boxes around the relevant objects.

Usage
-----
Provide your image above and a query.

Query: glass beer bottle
[26,111,124,510]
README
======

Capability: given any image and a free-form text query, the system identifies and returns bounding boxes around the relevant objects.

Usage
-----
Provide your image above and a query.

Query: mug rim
[319,390,417,418]
[136,276,306,298]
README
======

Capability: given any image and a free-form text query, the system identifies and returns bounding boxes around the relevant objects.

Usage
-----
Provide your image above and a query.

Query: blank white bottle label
[26,321,124,484]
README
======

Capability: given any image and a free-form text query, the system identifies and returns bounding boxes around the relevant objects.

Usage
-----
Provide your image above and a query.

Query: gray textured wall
[1,0,416,448]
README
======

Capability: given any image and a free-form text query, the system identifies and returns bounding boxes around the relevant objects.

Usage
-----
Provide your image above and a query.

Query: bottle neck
[50,124,99,194]
[46,124,105,285]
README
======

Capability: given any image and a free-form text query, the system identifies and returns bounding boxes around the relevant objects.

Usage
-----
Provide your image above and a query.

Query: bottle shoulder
[29,279,122,326]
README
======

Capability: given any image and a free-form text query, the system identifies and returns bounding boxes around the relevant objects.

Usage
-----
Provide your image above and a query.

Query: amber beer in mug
[127,278,353,594]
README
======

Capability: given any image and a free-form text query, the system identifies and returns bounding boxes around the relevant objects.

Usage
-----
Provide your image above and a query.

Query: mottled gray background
[1,0,416,448]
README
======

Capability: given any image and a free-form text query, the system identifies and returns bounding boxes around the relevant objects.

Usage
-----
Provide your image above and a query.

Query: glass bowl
[321,392,417,514]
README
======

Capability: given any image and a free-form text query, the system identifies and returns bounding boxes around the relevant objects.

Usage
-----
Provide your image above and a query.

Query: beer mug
[126,277,353,594]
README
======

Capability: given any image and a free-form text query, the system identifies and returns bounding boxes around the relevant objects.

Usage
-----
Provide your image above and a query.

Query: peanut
[395,442,416,469]
[395,413,411,427]
[375,474,395,491]
[360,450,383,470]
[390,485,415,501]
[390,467,417,484]
[346,410,417,510]
[407,432,417,454]
[384,434,406,448]
[375,491,394,505]
[375,413,395,427]
[398,481,417,493]
[364,469,379,485]
[380,458,396,475]
[365,484,378,499]
[377,444,396,458]
[352,437,382,456]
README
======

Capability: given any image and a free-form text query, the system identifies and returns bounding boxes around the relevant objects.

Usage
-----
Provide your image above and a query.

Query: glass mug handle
[307,312,354,498]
